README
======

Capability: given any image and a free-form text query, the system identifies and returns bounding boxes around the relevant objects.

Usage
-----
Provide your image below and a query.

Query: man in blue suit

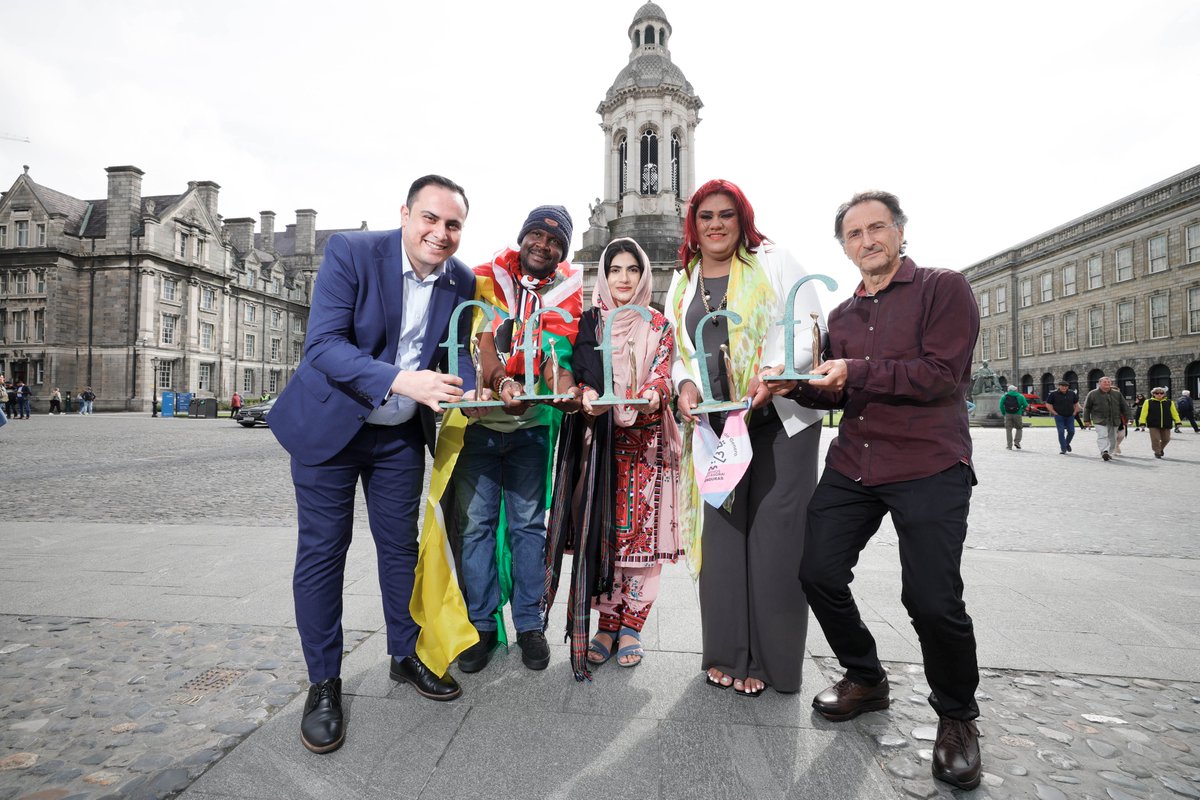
[270,174,477,754]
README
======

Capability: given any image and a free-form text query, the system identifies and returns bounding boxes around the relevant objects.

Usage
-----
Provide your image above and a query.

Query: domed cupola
[577,2,703,276]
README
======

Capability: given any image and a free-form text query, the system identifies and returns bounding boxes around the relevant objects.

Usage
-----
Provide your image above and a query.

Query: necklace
[697,268,727,324]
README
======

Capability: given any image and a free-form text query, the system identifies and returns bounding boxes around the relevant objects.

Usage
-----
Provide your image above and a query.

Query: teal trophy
[514,306,577,402]
[439,300,504,409]
[762,274,839,382]
[589,304,653,407]
[691,309,751,414]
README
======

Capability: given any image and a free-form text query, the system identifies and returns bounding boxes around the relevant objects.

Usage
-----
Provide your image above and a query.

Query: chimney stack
[104,165,144,243]
[194,181,220,220]
[224,217,256,256]
[260,211,276,252]
[295,209,317,255]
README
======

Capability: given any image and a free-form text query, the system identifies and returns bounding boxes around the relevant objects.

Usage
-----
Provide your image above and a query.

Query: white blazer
[665,242,828,436]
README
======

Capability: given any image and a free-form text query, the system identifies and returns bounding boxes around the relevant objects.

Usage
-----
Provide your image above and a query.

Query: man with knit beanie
[452,205,584,674]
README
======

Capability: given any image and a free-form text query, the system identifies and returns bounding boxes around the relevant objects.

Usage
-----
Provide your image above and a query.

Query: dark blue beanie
[517,205,573,256]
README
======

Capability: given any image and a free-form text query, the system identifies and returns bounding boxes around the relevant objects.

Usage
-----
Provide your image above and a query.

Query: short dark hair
[406,174,469,214]
[834,190,908,245]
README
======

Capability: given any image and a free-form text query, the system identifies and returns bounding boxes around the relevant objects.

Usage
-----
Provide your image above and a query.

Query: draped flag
[691,410,754,509]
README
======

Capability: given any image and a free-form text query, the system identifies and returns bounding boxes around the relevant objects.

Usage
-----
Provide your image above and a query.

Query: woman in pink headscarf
[543,238,682,680]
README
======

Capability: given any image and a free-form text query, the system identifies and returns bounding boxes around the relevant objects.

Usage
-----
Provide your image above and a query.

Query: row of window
[979,223,1200,315]
[0,270,47,295]
[160,314,301,360]
[0,222,47,249]
[0,308,45,343]
[151,362,282,395]
[979,287,1200,361]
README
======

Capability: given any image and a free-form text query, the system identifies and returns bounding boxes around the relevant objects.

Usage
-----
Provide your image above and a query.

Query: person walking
[79,387,96,415]
[49,388,63,415]
[999,385,1027,450]
[1176,390,1199,433]
[230,391,243,419]
[1045,379,1080,454]
[1140,387,1181,458]
[1131,393,1146,431]
[1083,377,1131,461]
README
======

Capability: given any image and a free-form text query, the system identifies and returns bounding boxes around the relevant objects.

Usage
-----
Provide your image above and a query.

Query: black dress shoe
[516,630,550,671]
[457,628,498,674]
[390,654,462,701]
[932,717,982,790]
[300,677,344,754]
[812,676,890,721]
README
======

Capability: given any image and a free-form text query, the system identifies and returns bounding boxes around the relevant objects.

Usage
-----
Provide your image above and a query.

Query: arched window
[1185,360,1200,397]
[660,27,667,46]
[634,30,640,47]
[670,132,681,199]
[645,25,655,45]
[618,135,628,195]
[1020,373,1033,394]
[640,129,659,194]
[1087,369,1105,390]
[1116,366,1137,399]
[1147,363,1172,394]
[1062,370,1079,392]
[1040,373,1055,400]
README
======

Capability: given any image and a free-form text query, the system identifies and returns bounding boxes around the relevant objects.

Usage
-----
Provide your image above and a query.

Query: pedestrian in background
[15,381,31,419]
[230,391,243,419]
[79,387,96,415]
[1176,390,1199,433]
[1131,393,1146,431]
[1083,377,1131,462]
[999,385,1027,450]
[49,388,63,414]
[1045,379,1080,454]
[1140,387,1181,458]
[4,383,16,418]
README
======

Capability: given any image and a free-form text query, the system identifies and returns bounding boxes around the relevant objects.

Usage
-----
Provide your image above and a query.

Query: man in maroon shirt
[788,191,982,790]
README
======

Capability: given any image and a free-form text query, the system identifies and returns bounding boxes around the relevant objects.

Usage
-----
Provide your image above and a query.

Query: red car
[1022,393,1050,416]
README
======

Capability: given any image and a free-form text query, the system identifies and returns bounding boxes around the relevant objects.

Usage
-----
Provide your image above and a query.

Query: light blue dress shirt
[366,247,444,425]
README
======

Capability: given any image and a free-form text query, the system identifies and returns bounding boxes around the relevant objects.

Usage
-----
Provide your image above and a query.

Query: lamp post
[150,356,160,417]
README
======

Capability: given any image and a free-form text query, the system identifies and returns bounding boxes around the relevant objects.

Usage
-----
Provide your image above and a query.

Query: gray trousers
[1095,423,1119,455]
[1003,414,1023,447]
[699,418,819,693]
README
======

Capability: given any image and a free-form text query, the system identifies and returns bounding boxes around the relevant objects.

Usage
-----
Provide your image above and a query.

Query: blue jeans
[453,423,549,633]
[1054,415,1075,451]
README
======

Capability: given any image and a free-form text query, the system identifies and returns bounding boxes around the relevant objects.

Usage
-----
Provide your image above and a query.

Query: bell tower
[576,3,703,292]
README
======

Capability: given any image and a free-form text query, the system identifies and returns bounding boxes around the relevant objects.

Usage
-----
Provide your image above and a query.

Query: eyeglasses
[843,221,896,244]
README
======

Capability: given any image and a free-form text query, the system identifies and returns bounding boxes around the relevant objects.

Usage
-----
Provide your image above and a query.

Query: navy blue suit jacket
[270,228,476,466]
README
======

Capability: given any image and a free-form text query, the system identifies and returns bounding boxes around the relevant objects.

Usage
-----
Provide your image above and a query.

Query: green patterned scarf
[672,247,777,575]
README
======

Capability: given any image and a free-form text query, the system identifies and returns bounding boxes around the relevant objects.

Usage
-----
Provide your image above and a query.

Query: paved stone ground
[0,414,1197,799]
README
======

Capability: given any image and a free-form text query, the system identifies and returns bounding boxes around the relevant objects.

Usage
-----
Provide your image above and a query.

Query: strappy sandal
[705,669,733,690]
[587,630,618,665]
[616,626,644,668]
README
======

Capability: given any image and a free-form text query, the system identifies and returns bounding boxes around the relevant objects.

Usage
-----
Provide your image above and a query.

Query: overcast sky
[2,1,1197,301]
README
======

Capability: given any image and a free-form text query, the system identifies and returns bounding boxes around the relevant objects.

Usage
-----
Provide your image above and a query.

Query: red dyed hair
[678,178,770,271]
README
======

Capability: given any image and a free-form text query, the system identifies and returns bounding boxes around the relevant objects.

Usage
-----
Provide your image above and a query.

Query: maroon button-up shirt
[796,257,979,486]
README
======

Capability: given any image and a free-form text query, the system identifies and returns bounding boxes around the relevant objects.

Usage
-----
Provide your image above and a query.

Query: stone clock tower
[575,3,703,302]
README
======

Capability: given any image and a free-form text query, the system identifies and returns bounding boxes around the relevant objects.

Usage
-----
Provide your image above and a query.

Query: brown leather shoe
[932,717,981,790]
[812,676,890,721]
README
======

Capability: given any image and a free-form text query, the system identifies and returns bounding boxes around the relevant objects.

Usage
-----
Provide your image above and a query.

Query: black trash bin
[190,398,218,419]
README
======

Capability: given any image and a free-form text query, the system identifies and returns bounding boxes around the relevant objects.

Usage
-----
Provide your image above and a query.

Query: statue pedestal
[968,392,1006,427]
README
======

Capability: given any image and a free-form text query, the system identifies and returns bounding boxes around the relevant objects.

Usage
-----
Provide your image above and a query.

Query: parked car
[1022,393,1050,416]
[234,397,276,427]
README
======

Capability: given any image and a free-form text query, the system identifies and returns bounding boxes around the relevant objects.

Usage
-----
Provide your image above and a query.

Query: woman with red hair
[666,179,826,697]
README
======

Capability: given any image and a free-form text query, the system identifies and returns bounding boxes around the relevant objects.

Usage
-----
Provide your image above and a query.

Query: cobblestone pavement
[1,415,1198,798]
[819,658,1200,800]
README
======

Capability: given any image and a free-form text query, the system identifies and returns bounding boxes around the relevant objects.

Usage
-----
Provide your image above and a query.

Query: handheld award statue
[438,300,504,409]
[514,306,577,402]
[588,304,653,407]
[762,274,839,382]
[690,309,752,414]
